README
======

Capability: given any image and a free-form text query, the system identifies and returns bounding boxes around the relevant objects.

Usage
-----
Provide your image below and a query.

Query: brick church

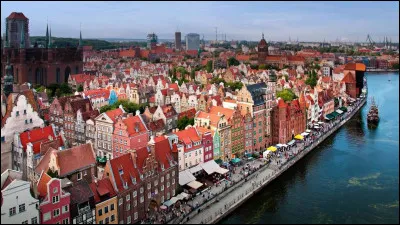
[1,12,83,86]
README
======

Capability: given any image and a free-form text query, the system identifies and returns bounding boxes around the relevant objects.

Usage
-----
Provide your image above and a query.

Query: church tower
[257,33,268,65]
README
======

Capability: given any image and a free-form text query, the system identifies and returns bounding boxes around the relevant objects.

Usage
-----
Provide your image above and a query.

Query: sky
[1,1,399,42]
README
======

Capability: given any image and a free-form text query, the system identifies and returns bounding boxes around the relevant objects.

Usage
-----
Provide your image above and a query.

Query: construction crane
[366,34,375,49]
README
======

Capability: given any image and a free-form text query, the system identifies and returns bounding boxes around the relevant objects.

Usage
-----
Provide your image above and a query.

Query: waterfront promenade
[174,96,367,224]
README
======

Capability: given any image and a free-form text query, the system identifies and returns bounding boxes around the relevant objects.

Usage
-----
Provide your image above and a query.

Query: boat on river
[367,97,379,124]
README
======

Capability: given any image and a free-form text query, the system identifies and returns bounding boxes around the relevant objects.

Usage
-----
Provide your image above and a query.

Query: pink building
[37,172,71,224]
[112,114,149,158]
[196,126,214,162]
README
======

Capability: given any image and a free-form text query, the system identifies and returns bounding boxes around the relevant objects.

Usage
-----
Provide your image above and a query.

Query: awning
[189,165,203,174]
[287,140,296,146]
[217,167,229,174]
[336,109,344,114]
[294,134,304,140]
[231,158,241,163]
[200,160,222,174]
[325,113,335,120]
[301,132,309,136]
[267,146,277,151]
[263,150,272,158]
[187,180,203,189]
[215,159,223,164]
[331,111,340,117]
[179,170,196,186]
[339,106,348,112]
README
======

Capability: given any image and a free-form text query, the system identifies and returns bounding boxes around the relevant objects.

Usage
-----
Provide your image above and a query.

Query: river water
[220,72,399,224]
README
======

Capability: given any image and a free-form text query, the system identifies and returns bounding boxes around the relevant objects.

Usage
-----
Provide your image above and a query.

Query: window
[43,212,51,222]
[53,208,60,217]
[22,220,28,224]
[19,203,26,213]
[99,220,103,224]
[105,217,109,224]
[126,203,130,211]
[62,218,69,224]
[167,182,170,188]
[127,216,131,224]
[30,118,33,123]
[31,217,38,224]
[25,119,28,124]
[105,206,109,213]
[119,198,123,205]
[148,192,151,199]
[134,199,137,207]
[52,195,60,203]
[172,179,175,184]
[155,189,158,195]
[77,172,82,180]
[134,212,138,220]
[154,180,158,186]
[98,209,103,216]
[53,187,58,193]
[111,203,115,211]
[140,196,144,203]
[147,183,151,190]
[1,136,5,142]
[9,207,16,216]
[161,185,164,191]
[62,205,69,213]
[84,170,87,176]
[111,215,115,222]
[161,176,164,182]
[133,191,137,197]
[140,187,143,194]
[16,111,20,117]
[126,194,130,201]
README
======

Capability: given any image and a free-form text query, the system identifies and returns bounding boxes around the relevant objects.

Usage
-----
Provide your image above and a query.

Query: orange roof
[105,108,125,123]
[121,116,147,136]
[174,127,201,147]
[344,63,366,72]
[266,55,284,61]
[236,54,250,61]
[277,98,287,108]
[196,111,222,127]
[37,172,52,198]
[341,72,356,83]
[209,106,234,120]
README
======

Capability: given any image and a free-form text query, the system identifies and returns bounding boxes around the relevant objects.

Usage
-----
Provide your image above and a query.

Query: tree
[190,70,195,80]
[305,70,318,88]
[392,63,399,70]
[227,57,240,66]
[259,64,267,70]
[206,60,213,73]
[60,83,73,95]
[177,116,194,130]
[250,64,259,70]
[77,85,83,92]
[276,89,298,102]
[284,75,289,82]
[227,82,243,91]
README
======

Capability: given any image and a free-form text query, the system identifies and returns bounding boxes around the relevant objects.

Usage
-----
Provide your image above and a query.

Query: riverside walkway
[175,96,367,224]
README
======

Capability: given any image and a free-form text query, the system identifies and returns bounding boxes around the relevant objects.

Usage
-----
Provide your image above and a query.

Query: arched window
[56,68,61,83]
[64,66,71,83]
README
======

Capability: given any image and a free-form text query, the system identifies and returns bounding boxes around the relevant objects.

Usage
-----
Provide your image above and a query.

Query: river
[220,72,399,224]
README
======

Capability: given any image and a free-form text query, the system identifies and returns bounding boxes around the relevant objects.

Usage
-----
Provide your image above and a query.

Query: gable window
[77,172,82,180]
[16,111,20,117]
[9,207,16,216]
[62,205,69,213]
[53,208,60,217]
[52,195,60,203]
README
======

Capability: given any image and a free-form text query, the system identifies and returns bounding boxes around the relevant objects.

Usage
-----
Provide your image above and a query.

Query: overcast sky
[1,1,399,42]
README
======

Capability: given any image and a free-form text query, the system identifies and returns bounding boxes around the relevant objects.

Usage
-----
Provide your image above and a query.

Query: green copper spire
[48,26,52,48]
[20,24,25,48]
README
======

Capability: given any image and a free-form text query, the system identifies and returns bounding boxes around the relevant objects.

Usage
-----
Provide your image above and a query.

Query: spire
[46,19,49,48]
[262,32,264,40]
[79,23,83,47]
[48,25,52,48]
[20,23,25,48]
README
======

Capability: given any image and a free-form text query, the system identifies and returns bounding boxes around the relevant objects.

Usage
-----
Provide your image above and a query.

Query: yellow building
[89,177,118,224]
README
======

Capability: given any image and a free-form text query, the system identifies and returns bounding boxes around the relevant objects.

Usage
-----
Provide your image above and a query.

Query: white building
[1,169,39,224]
[1,92,44,173]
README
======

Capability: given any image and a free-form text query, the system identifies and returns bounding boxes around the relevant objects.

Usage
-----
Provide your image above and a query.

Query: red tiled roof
[121,116,147,136]
[344,63,366,72]
[186,50,198,56]
[89,177,117,204]
[147,119,165,132]
[19,126,56,153]
[7,12,27,19]
[341,72,356,83]
[161,105,177,118]
[47,143,96,177]
[105,108,125,123]
[322,76,331,83]
[178,108,197,120]
[169,83,179,92]
[37,172,52,198]
[236,54,250,61]
[174,127,201,149]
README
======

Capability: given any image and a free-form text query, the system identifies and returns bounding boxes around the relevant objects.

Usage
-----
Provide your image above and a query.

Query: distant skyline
[1,1,399,42]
